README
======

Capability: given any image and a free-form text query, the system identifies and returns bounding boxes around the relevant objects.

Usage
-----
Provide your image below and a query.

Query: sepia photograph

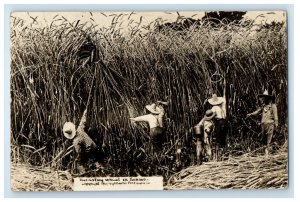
[10,10,288,191]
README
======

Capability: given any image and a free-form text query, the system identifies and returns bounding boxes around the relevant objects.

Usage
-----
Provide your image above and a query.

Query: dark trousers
[214,118,227,148]
[77,146,101,168]
[150,127,166,151]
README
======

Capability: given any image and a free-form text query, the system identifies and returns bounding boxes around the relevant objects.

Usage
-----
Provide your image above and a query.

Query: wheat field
[10,12,288,190]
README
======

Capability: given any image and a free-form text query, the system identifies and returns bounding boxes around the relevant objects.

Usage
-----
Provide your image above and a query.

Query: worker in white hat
[206,93,227,153]
[63,109,99,173]
[247,90,278,155]
[130,101,168,153]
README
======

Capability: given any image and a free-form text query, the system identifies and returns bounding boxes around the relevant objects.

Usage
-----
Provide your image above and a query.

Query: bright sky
[11,11,286,30]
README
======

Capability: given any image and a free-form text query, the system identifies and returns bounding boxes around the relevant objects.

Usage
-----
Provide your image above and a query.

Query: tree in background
[157,11,247,32]
[201,11,247,25]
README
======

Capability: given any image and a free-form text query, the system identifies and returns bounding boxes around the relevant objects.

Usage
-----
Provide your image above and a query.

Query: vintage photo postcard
[10,11,288,191]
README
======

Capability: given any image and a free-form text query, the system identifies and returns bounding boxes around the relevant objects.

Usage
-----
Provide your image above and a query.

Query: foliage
[202,11,246,25]
[10,13,288,178]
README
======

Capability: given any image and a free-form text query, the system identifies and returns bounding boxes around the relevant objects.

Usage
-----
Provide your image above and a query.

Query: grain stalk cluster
[10,13,287,178]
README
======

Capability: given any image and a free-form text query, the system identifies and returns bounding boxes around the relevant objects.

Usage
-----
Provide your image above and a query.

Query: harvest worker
[63,109,100,174]
[207,93,227,153]
[194,109,215,164]
[246,90,278,155]
[130,101,168,153]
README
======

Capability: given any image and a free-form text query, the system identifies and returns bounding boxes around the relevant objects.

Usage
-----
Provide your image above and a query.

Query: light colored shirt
[211,105,226,119]
[252,104,278,125]
[131,114,162,128]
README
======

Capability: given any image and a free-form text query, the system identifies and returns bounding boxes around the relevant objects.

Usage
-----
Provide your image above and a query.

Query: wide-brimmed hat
[204,109,215,120]
[156,101,168,106]
[258,90,275,100]
[208,94,225,106]
[145,103,161,114]
[63,122,76,139]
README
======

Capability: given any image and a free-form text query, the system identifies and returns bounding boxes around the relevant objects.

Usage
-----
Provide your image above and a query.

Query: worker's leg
[265,123,275,155]
[196,138,202,165]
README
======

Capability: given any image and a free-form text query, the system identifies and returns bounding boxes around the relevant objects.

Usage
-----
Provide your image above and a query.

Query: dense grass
[10,14,287,177]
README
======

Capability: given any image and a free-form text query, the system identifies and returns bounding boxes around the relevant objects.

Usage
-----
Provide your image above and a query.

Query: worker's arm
[196,112,216,127]
[209,108,217,119]
[78,109,87,130]
[130,114,151,123]
[195,119,204,127]
[247,107,262,117]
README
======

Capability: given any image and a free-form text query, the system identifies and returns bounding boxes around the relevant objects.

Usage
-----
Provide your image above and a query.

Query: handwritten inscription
[73,177,163,191]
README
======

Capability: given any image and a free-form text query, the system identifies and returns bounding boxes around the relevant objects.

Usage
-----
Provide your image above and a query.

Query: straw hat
[145,103,161,114]
[208,94,225,106]
[63,122,76,139]
[258,90,275,99]
[203,110,215,121]
[156,101,168,106]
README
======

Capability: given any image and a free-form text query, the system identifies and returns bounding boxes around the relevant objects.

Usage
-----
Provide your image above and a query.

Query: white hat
[208,93,225,106]
[156,101,168,105]
[63,122,76,139]
[145,103,160,114]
